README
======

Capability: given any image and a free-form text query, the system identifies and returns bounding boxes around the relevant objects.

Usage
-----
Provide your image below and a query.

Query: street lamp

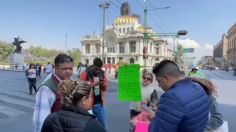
[143,30,188,67]
[177,30,188,36]
[143,1,170,68]
[148,6,170,11]
[99,2,110,64]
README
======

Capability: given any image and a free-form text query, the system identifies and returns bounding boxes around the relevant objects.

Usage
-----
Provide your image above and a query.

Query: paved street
[0,70,236,132]
[0,71,35,132]
[204,70,236,132]
[0,70,129,132]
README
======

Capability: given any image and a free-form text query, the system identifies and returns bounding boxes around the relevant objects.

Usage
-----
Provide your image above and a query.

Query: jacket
[149,78,210,132]
[80,66,108,108]
[42,74,61,112]
[41,105,105,132]
[206,96,223,130]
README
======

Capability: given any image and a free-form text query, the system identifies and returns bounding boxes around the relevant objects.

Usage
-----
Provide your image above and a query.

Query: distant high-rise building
[226,22,236,66]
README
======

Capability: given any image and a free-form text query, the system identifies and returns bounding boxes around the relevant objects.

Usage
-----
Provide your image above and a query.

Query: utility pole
[142,1,170,69]
[65,33,68,53]
[99,2,110,64]
[143,1,148,69]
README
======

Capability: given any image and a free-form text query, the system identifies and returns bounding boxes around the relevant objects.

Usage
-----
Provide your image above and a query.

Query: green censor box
[118,64,141,102]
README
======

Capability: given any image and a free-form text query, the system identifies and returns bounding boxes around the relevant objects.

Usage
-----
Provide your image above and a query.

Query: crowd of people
[26,53,224,132]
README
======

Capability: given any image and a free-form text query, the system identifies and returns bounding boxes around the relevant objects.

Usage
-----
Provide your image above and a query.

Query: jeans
[93,104,106,127]
[28,78,37,95]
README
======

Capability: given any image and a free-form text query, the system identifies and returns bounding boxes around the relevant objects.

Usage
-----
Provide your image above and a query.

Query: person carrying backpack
[80,58,108,128]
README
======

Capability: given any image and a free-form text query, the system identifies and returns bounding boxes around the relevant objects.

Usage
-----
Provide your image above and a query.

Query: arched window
[119,42,125,53]
[129,41,136,53]
[86,59,89,65]
[130,58,135,64]
[107,37,116,53]
[85,44,90,54]
[95,44,100,53]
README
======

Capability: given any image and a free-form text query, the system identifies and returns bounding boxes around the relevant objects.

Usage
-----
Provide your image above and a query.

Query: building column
[82,44,85,55]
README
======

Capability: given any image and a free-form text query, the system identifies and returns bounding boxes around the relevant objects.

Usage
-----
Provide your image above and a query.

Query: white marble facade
[81,3,173,67]
[81,30,172,67]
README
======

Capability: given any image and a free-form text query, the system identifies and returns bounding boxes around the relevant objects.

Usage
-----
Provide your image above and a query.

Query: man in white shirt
[45,62,53,75]
[33,54,74,132]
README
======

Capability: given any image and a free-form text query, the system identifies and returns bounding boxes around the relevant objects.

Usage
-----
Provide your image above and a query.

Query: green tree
[67,48,82,66]
[174,45,184,68]
[0,41,14,63]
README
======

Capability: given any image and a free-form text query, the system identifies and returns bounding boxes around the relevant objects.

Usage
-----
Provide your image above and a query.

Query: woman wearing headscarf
[41,80,105,132]
[130,71,159,131]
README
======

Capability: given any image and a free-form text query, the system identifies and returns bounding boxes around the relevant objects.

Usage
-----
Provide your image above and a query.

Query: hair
[93,58,103,67]
[54,54,73,68]
[29,63,35,69]
[191,68,198,72]
[152,60,182,77]
[142,71,153,82]
[58,80,90,106]
[142,69,148,75]
[191,77,218,97]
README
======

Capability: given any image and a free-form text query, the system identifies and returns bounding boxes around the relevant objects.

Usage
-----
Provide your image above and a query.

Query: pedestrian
[76,62,86,78]
[80,58,108,127]
[148,60,210,132]
[188,67,206,79]
[41,80,105,132]
[38,64,42,78]
[33,54,74,132]
[23,65,25,71]
[36,63,42,79]
[191,77,224,131]
[130,71,159,131]
[45,62,53,75]
[27,63,37,95]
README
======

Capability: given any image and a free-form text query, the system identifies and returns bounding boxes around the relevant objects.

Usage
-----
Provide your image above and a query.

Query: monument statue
[120,2,130,16]
[13,37,26,53]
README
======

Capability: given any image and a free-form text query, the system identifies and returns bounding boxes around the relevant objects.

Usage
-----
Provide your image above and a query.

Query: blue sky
[0,0,235,59]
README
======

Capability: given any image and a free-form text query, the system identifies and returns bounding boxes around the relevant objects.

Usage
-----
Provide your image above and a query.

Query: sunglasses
[143,77,151,81]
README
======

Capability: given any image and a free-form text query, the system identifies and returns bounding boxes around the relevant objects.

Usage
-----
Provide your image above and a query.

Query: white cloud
[195,43,213,59]
[165,37,213,64]
[178,38,199,48]
[165,37,199,49]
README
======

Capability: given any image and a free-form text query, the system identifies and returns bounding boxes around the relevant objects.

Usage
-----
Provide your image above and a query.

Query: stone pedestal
[8,53,25,71]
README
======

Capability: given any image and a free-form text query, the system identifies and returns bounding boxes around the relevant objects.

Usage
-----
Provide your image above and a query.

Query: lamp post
[99,2,110,64]
[143,30,187,69]
[143,1,170,68]
[64,33,68,53]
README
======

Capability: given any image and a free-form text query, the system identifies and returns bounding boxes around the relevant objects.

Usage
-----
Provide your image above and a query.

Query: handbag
[134,121,149,132]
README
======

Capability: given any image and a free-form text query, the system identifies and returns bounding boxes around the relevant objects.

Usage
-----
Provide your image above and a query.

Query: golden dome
[136,26,145,32]
[136,26,153,33]
[113,15,138,25]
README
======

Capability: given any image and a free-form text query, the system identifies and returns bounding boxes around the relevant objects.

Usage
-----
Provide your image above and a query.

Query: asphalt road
[0,70,129,132]
[0,70,235,132]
